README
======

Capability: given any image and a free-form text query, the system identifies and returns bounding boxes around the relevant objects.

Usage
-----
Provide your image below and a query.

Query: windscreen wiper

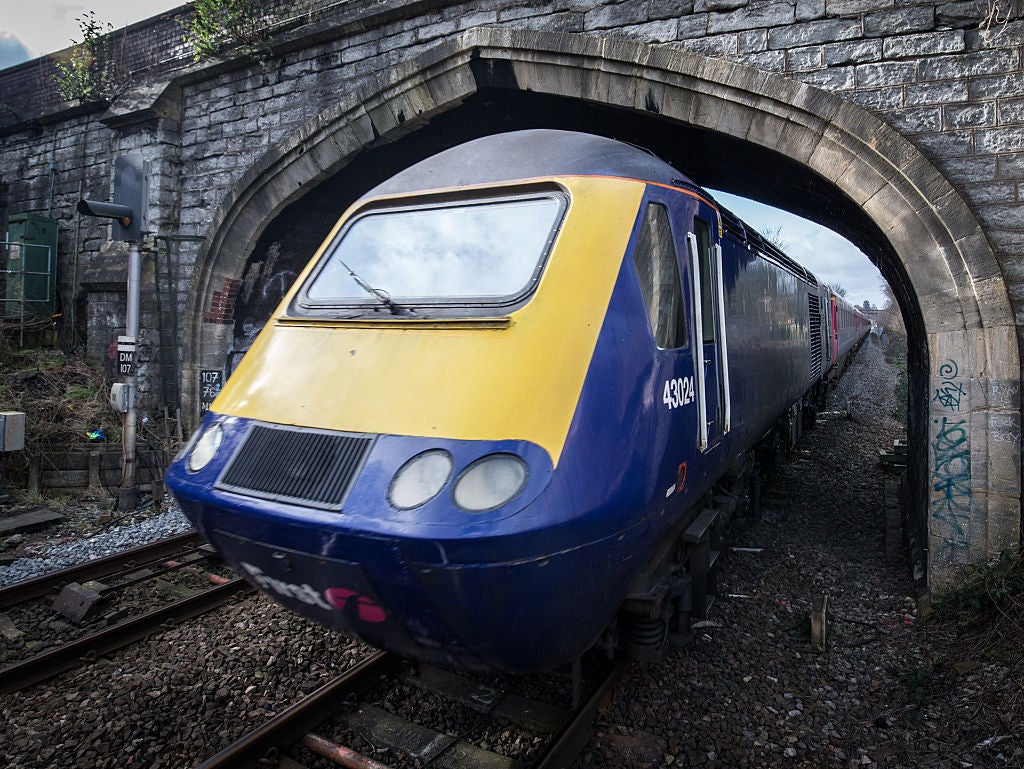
[338,258,407,315]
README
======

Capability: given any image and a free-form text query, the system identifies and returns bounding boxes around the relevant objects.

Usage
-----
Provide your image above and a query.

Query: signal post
[77,154,148,511]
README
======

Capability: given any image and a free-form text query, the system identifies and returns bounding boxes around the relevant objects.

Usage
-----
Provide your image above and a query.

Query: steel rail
[534,658,627,769]
[0,577,253,694]
[0,529,204,609]
[198,651,625,769]
[196,651,397,769]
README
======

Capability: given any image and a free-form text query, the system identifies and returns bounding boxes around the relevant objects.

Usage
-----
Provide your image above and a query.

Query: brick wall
[0,5,195,127]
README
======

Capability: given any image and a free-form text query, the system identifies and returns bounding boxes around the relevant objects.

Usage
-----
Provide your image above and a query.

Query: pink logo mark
[324,587,388,623]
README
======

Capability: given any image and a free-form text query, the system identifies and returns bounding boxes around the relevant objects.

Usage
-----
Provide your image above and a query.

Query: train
[165,129,870,674]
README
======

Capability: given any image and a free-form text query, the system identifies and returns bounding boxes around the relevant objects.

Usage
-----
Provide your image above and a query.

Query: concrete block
[678,14,709,38]
[920,50,1018,82]
[583,0,647,30]
[685,33,739,56]
[0,507,65,535]
[709,0,794,34]
[795,66,855,90]
[737,29,767,52]
[904,80,969,107]
[976,126,1024,154]
[913,129,976,158]
[937,1,978,26]
[52,581,107,624]
[650,0,695,18]
[883,31,965,60]
[742,50,786,71]
[997,98,1024,125]
[888,106,942,134]
[961,181,1018,206]
[519,11,586,32]
[613,18,680,43]
[855,61,917,88]
[768,18,860,49]
[825,0,891,14]
[786,46,823,71]
[847,87,904,111]
[694,0,747,10]
[976,203,1024,230]
[823,39,882,66]
[863,7,935,37]
[796,0,825,21]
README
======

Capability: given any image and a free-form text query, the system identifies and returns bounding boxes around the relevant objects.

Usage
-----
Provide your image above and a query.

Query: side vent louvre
[217,424,374,511]
[809,293,823,380]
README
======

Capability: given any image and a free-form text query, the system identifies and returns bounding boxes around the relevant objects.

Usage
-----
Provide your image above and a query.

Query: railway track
[0,530,254,693]
[0,530,207,608]
[199,651,625,769]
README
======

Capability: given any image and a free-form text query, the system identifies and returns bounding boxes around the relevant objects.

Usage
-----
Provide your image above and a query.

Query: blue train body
[166,130,869,673]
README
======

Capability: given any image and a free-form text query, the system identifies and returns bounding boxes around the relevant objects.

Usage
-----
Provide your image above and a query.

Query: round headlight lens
[388,450,453,510]
[187,423,223,472]
[453,454,528,512]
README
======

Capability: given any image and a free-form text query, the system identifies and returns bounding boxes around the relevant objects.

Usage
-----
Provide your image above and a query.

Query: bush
[181,0,282,60]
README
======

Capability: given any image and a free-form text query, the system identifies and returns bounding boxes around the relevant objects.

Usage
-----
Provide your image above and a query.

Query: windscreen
[302,195,564,308]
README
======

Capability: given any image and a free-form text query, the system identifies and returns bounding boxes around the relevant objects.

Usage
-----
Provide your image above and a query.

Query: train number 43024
[663,376,695,409]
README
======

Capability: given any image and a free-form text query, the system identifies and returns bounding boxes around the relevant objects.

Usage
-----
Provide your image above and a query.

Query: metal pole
[119,241,141,511]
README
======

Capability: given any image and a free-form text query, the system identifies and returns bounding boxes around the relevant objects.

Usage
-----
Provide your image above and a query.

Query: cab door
[684,210,731,452]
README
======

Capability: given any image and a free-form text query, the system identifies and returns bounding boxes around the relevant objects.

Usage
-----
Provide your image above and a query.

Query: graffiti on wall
[930,359,971,563]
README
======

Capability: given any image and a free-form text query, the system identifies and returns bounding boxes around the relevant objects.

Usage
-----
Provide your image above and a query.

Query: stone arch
[184,27,1020,586]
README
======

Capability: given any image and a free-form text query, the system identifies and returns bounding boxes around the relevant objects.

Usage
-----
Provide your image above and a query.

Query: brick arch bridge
[0,0,1020,588]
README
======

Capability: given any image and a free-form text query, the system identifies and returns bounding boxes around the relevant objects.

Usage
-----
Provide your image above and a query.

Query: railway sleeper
[322,661,596,768]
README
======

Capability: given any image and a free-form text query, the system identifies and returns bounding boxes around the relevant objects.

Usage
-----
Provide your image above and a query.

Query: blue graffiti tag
[932,359,965,411]
[930,415,971,559]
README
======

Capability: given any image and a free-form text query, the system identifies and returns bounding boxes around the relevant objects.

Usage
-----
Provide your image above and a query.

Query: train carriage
[166,130,868,673]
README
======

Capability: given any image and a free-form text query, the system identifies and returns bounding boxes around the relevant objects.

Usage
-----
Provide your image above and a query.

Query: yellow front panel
[215,177,646,465]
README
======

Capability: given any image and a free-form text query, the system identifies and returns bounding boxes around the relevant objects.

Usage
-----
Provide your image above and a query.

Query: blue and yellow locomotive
[166,130,868,673]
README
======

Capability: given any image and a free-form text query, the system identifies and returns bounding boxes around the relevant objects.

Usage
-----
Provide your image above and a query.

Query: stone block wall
[0,0,1020,414]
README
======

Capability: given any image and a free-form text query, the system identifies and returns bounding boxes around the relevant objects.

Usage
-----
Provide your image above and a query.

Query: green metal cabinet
[4,213,57,318]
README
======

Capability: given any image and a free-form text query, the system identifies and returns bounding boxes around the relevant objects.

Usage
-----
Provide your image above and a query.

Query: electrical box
[109,383,131,413]
[0,411,26,452]
[5,213,58,318]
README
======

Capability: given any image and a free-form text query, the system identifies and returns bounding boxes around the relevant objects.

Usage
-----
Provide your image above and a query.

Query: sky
[712,191,887,309]
[0,4,888,309]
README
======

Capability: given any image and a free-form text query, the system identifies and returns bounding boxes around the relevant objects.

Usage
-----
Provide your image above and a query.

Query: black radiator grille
[808,294,823,380]
[217,424,374,510]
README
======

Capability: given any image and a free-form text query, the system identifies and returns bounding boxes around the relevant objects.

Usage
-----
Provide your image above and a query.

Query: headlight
[453,453,528,512]
[187,423,223,472]
[388,450,453,509]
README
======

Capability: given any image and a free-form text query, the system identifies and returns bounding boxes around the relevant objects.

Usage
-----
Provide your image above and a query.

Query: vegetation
[0,336,121,482]
[51,11,126,103]
[181,0,283,60]
[932,550,1024,718]
[825,281,847,297]
[937,550,1024,619]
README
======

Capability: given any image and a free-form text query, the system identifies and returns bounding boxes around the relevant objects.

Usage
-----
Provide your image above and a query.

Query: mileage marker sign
[117,335,136,377]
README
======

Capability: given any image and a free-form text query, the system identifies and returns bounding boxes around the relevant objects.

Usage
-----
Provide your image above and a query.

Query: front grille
[217,424,374,510]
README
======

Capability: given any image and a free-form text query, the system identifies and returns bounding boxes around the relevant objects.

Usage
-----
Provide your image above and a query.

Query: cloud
[0,33,32,70]
[711,191,887,309]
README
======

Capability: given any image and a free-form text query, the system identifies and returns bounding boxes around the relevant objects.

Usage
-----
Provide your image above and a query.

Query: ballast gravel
[0,508,193,586]
[0,337,1020,769]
